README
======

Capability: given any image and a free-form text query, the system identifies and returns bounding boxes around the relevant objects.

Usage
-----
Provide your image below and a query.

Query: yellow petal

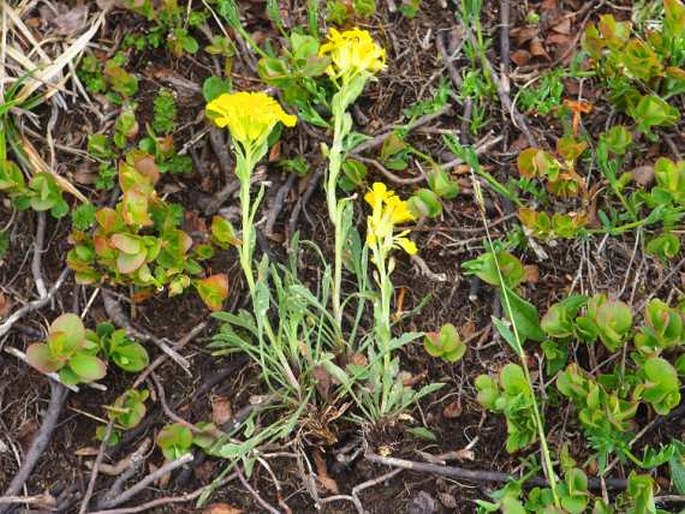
[206,92,296,146]
[395,237,418,255]
[319,27,386,78]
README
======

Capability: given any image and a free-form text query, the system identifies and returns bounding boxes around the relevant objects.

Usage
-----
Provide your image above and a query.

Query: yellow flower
[319,27,386,78]
[364,182,416,255]
[206,92,297,147]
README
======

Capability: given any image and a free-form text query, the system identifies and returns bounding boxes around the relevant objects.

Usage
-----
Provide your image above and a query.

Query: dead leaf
[546,33,573,47]
[347,353,368,368]
[152,462,171,488]
[551,18,572,35]
[313,450,339,494]
[442,400,462,419]
[453,448,475,461]
[523,265,540,284]
[510,26,540,45]
[312,365,331,402]
[510,49,531,67]
[211,395,233,425]
[631,165,655,186]
[75,446,101,457]
[437,492,457,509]
[0,293,9,316]
[268,141,282,162]
[203,503,243,514]
[529,37,549,59]
[460,321,476,339]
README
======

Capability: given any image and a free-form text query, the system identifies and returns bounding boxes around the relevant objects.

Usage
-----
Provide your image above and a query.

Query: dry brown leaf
[437,492,457,509]
[523,265,540,284]
[631,165,655,187]
[312,365,331,402]
[203,503,243,514]
[211,395,233,425]
[546,33,573,47]
[313,450,339,494]
[453,448,475,461]
[529,37,549,59]
[442,400,462,419]
[510,26,539,45]
[460,321,476,339]
[268,141,282,162]
[74,446,101,457]
[510,49,531,67]
[551,18,572,35]
[0,293,10,316]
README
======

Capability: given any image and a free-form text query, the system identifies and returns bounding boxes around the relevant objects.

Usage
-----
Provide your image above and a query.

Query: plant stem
[237,153,256,296]
[326,104,347,329]
[469,162,561,507]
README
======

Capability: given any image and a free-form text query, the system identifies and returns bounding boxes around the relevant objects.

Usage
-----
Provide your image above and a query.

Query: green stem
[236,146,300,395]
[237,153,256,296]
[372,244,393,417]
[326,104,347,329]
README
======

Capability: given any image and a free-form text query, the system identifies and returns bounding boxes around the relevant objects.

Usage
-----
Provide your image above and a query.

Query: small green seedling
[26,314,107,385]
[423,323,466,362]
[475,364,537,452]
[98,388,150,445]
[1,161,69,218]
[157,423,194,460]
[95,322,149,372]
[634,299,684,357]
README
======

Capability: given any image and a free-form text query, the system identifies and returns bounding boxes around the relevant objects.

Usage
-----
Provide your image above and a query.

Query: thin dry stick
[0,493,55,506]
[131,321,207,389]
[0,381,68,514]
[78,419,115,514]
[88,472,237,514]
[350,104,452,155]
[0,267,70,340]
[4,346,79,392]
[96,453,194,510]
[100,439,153,504]
[101,290,190,372]
[31,212,48,298]
[236,466,280,514]
[365,452,628,490]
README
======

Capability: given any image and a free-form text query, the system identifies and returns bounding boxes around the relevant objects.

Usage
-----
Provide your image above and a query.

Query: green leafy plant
[157,422,194,460]
[98,388,150,445]
[462,248,525,288]
[475,364,538,452]
[152,89,177,135]
[423,323,466,362]
[66,155,229,310]
[257,32,331,127]
[26,314,107,385]
[582,6,684,135]
[122,0,205,57]
[95,322,149,372]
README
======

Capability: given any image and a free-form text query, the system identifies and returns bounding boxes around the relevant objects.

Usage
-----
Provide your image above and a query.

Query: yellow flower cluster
[206,92,297,148]
[319,28,386,79]
[365,182,417,256]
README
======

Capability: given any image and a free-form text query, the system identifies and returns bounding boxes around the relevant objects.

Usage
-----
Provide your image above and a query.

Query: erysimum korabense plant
[206,91,301,393]
[364,182,426,417]
[206,92,296,294]
[318,28,386,328]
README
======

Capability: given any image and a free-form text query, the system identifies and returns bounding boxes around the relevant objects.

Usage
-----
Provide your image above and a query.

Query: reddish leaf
[26,343,62,374]
[116,251,146,274]
[196,274,229,311]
